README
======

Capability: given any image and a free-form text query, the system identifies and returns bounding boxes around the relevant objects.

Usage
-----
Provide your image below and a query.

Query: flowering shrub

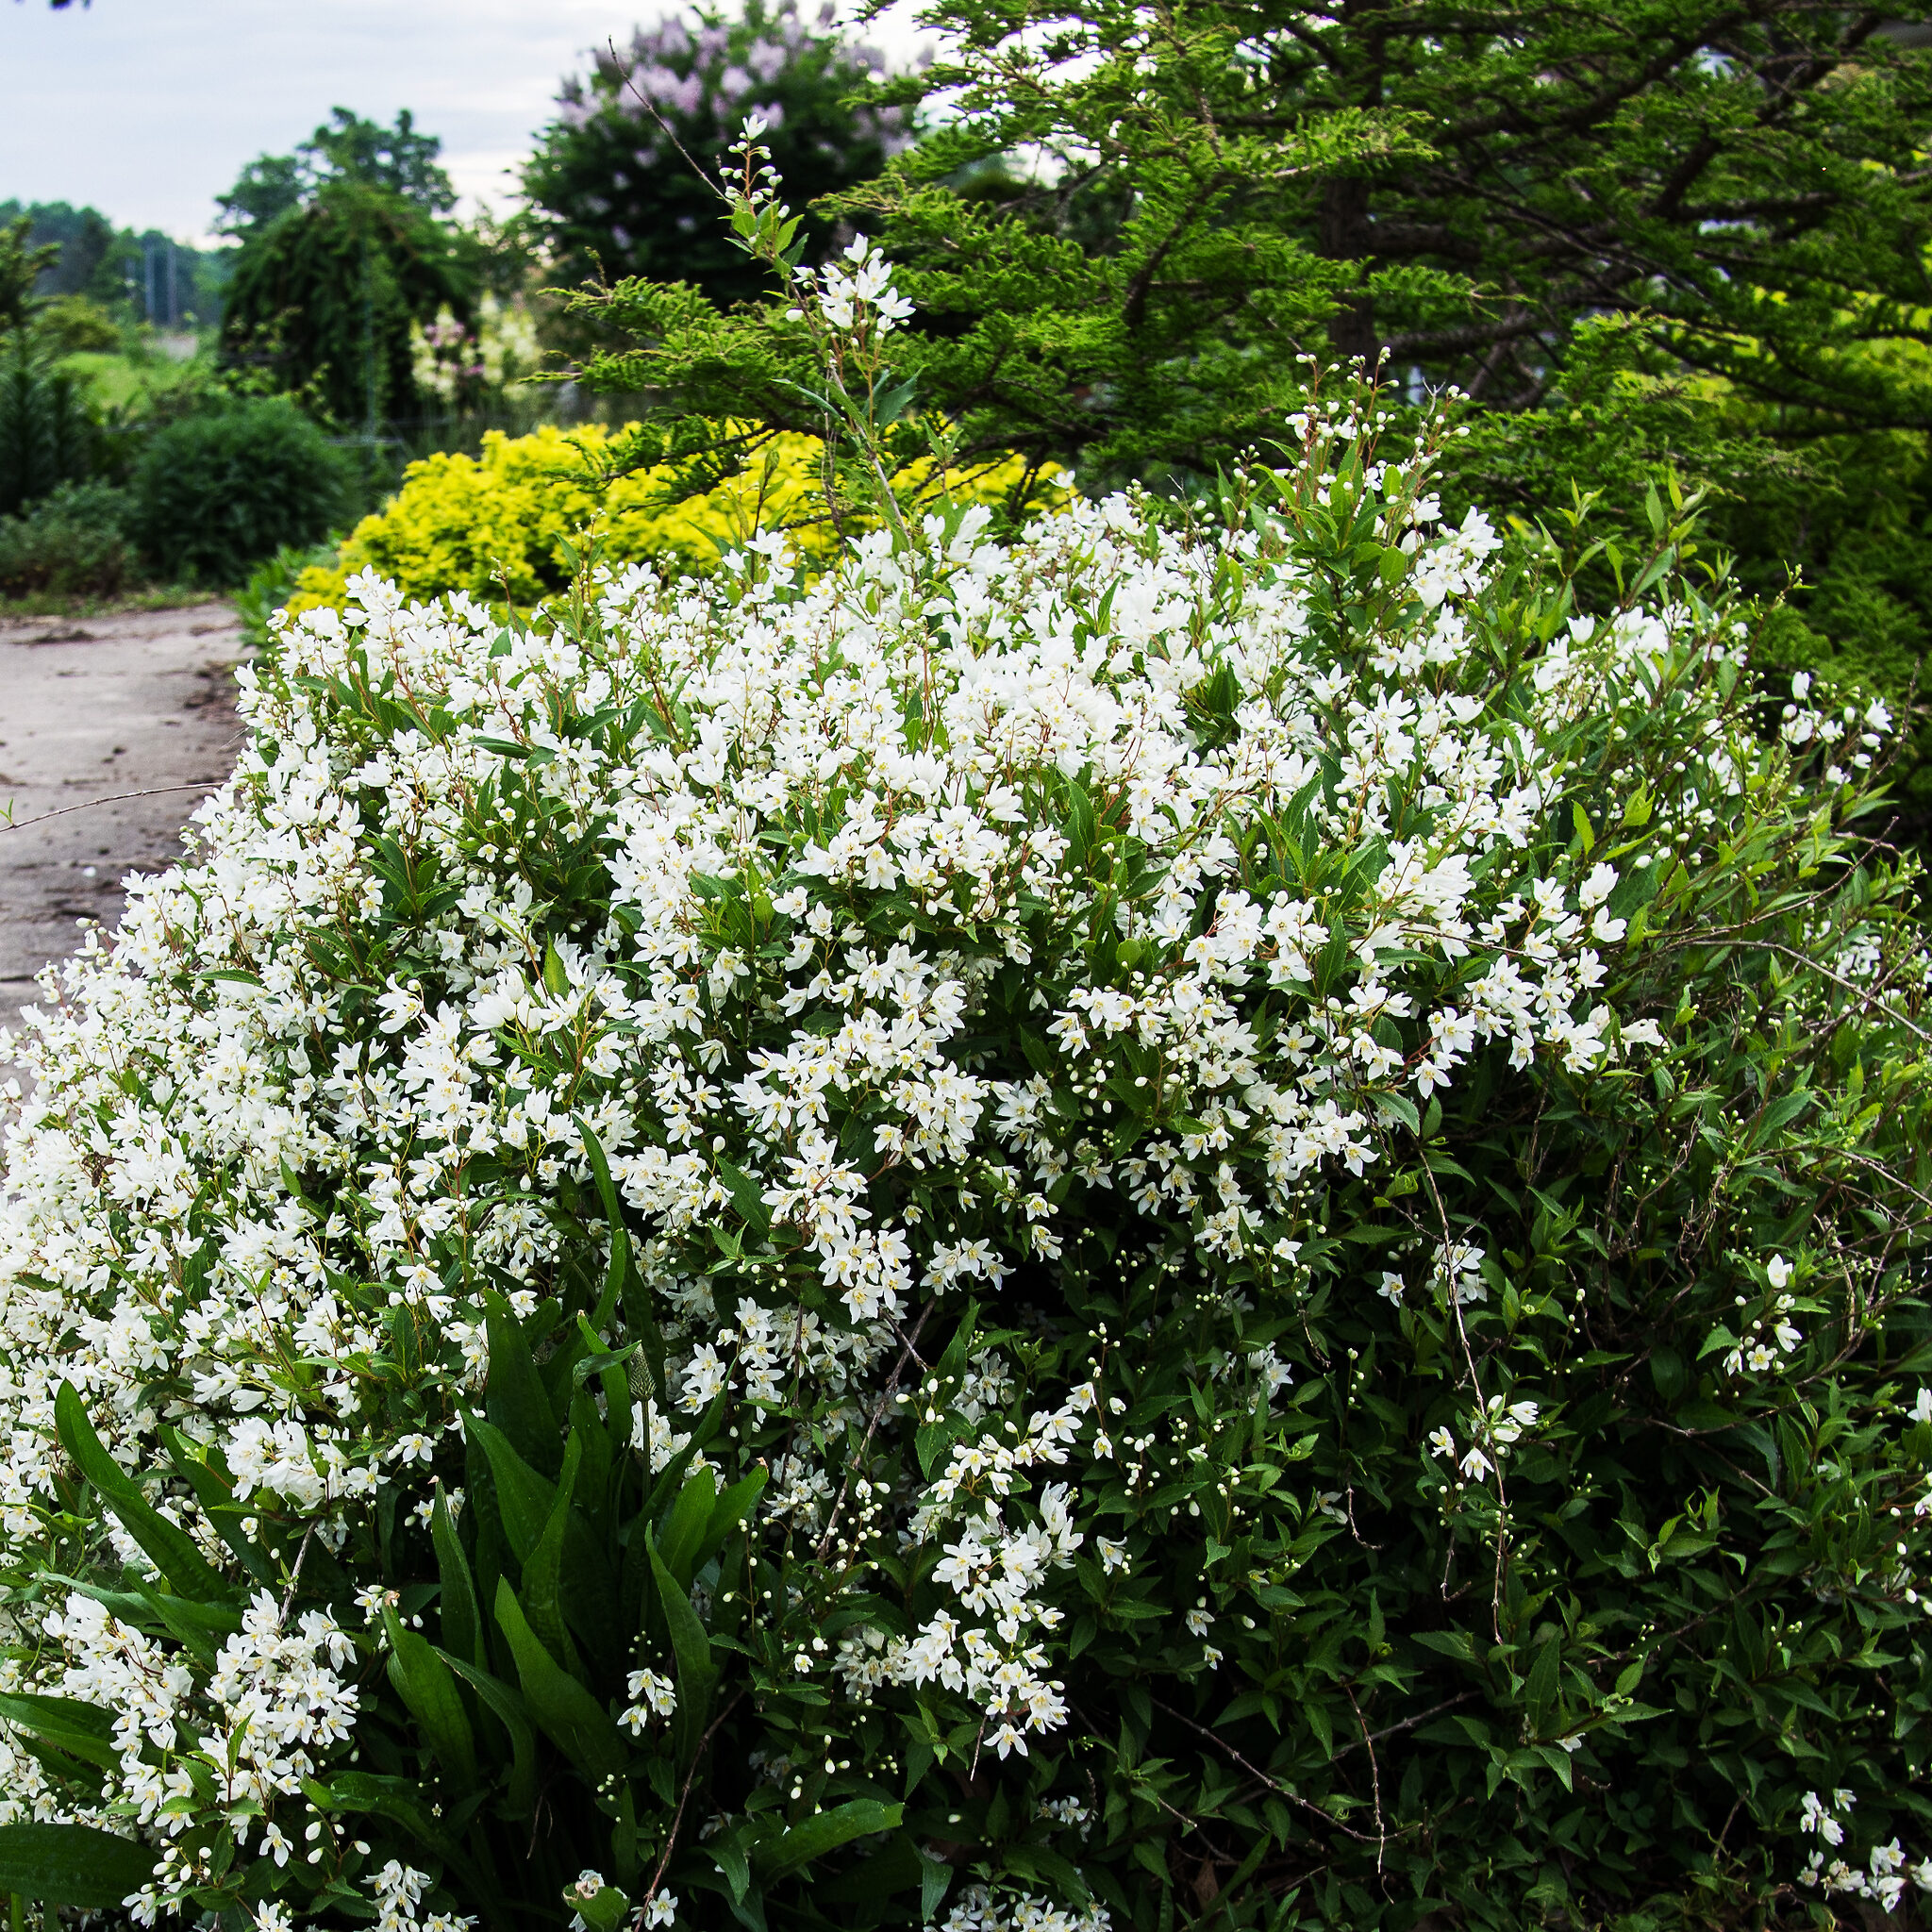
[1,381,1930,1929]
[287,421,1058,613]
[522,0,908,308]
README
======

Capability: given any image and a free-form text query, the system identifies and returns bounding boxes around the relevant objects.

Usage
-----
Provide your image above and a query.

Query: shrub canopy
[287,421,1063,614]
[1,382,1930,1932]
[130,395,351,585]
[570,0,1932,488]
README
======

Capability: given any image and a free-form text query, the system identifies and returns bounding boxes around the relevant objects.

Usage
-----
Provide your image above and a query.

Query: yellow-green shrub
[291,422,1058,611]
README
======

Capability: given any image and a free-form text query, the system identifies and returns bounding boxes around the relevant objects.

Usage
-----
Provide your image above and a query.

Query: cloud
[0,0,623,240]
[0,0,933,242]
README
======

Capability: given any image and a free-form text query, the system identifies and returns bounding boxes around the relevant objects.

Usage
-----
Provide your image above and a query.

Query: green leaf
[465,1413,558,1565]
[485,1295,562,1477]
[920,1846,953,1924]
[445,1655,541,1820]
[432,1484,482,1668]
[382,1605,478,1788]
[54,1383,227,1604]
[575,1882,632,1932]
[1525,1633,1562,1735]
[760,1800,904,1876]
[658,1464,717,1589]
[649,1532,717,1767]
[576,1118,634,1332]
[692,1469,767,1576]
[0,1693,118,1771]
[0,1824,157,1908]
[522,1431,588,1680]
[492,1576,626,1784]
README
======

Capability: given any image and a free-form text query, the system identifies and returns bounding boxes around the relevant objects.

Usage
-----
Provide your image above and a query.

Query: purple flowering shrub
[523,0,909,306]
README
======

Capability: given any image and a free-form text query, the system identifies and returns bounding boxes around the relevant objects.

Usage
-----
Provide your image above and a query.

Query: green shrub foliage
[568,0,1932,486]
[127,396,350,586]
[0,480,137,597]
[0,361,1929,1932]
[0,334,96,519]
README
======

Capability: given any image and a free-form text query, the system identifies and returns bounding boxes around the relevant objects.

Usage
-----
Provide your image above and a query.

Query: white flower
[1766,1255,1792,1291]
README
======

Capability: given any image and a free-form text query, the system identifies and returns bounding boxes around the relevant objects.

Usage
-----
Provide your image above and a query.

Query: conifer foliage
[573,0,1932,488]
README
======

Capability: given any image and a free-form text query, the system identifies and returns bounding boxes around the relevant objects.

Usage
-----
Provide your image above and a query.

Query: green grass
[55,345,217,413]
[0,584,221,621]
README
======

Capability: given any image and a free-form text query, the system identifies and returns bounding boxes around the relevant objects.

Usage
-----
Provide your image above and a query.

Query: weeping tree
[221,178,475,431]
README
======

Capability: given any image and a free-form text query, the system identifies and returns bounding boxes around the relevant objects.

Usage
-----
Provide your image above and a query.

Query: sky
[1,0,922,245]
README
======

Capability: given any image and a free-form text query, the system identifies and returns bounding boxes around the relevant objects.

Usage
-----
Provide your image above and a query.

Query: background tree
[221,178,475,429]
[216,108,458,237]
[0,200,231,327]
[0,218,58,338]
[522,0,909,308]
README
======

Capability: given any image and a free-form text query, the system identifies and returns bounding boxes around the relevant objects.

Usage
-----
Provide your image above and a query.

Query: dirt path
[0,602,246,1079]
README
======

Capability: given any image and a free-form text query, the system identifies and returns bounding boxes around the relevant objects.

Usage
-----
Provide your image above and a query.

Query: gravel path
[0,602,246,1084]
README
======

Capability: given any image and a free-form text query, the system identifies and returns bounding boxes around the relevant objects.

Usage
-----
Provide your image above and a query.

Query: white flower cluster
[939,1883,1110,1932]
[1722,1252,1805,1378]
[25,1590,356,1840]
[1780,670,1890,786]
[1424,1393,1541,1484]
[1795,1790,1932,1912]
[0,411,1774,1898]
[787,232,914,336]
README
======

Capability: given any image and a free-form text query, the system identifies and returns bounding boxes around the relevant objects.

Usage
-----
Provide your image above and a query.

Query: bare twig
[642,1689,745,1903]
[279,1520,319,1624]
[812,1296,937,1563]
[1147,1695,1383,1846]
[0,783,225,837]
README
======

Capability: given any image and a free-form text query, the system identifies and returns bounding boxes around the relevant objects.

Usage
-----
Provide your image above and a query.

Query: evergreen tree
[570,0,1932,482]
[217,108,457,237]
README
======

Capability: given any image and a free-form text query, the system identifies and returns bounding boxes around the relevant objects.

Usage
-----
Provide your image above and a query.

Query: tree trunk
[1319,175,1378,367]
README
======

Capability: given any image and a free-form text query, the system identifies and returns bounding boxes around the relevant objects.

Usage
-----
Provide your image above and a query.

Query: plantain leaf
[485,1294,562,1477]
[691,1468,766,1578]
[520,1431,587,1680]
[760,1800,904,1876]
[0,1692,119,1771]
[0,1824,157,1907]
[54,1383,227,1604]
[648,1532,716,1767]
[493,1576,626,1783]
[382,1605,478,1788]
[445,1655,540,1820]
[575,1120,633,1334]
[431,1483,482,1668]
[465,1413,557,1564]
[658,1464,716,1588]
